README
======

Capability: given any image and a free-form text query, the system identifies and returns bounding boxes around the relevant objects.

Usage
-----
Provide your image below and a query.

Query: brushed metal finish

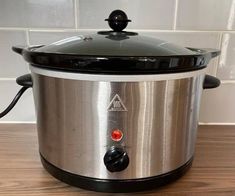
[32,72,204,179]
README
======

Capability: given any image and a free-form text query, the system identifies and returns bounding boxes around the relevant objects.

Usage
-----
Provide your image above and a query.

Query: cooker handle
[187,48,221,58]
[12,45,44,55]
[16,74,33,88]
[0,74,32,118]
[203,75,220,89]
[12,45,25,55]
[203,48,221,58]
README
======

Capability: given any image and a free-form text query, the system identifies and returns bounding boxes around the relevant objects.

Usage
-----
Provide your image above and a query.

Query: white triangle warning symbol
[107,94,127,112]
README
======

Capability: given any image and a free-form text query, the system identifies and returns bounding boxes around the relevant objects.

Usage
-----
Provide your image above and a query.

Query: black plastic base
[40,154,193,193]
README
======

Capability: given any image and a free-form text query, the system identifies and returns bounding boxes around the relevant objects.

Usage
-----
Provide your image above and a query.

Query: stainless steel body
[31,69,204,180]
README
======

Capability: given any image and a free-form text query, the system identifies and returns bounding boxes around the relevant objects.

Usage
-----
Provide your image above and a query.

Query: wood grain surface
[0,124,235,196]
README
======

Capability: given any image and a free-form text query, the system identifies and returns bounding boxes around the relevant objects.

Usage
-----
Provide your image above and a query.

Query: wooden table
[0,124,235,196]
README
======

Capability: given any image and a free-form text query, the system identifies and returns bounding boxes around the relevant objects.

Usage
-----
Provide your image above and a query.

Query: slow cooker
[0,10,221,192]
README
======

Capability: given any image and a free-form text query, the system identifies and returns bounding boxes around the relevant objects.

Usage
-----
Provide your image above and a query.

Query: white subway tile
[78,0,175,29]
[200,83,235,123]
[217,33,235,80]
[176,0,235,30]
[0,81,35,122]
[0,0,75,28]
[0,30,28,78]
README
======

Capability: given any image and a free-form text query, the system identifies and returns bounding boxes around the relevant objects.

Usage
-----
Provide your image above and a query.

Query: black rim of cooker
[15,46,220,75]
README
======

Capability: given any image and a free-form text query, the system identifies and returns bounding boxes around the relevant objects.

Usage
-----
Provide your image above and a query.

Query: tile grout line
[26,29,30,45]
[215,32,224,77]
[221,80,235,84]
[173,0,179,30]
[74,0,79,29]
[1,27,235,33]
[0,27,78,31]
[0,78,16,81]
[0,121,36,124]
[25,29,31,73]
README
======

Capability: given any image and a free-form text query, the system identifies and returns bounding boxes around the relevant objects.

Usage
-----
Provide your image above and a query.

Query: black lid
[13,10,220,74]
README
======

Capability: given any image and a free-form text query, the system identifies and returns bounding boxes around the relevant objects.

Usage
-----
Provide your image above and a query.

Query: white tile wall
[200,83,235,123]
[0,30,28,78]
[0,0,234,123]
[176,0,235,30]
[0,0,75,28]
[217,33,235,80]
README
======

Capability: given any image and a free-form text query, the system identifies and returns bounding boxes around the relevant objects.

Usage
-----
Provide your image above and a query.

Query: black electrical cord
[0,86,29,118]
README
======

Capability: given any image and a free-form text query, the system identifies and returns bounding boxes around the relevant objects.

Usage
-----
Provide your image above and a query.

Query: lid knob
[105,10,131,32]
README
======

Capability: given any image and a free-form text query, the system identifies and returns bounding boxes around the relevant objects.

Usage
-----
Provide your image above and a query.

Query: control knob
[103,146,129,172]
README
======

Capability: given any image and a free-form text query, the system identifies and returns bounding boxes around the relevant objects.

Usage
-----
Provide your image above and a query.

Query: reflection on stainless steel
[32,73,204,179]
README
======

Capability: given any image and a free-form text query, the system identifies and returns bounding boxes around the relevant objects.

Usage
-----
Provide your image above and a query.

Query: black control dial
[103,146,129,172]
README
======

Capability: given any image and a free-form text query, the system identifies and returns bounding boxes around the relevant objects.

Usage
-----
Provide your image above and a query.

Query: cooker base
[40,154,193,193]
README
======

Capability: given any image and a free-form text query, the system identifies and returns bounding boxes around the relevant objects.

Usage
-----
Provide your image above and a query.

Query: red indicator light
[111,129,123,141]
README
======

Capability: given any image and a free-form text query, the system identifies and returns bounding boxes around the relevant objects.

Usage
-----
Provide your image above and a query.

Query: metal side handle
[203,74,220,89]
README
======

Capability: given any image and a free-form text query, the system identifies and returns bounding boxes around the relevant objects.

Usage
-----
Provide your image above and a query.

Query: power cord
[0,86,29,118]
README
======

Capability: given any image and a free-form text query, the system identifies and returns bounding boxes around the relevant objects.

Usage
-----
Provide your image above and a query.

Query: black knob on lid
[105,10,131,32]
[103,147,129,172]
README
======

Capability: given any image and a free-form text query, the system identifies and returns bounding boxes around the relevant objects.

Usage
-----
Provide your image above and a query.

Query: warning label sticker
[107,94,127,112]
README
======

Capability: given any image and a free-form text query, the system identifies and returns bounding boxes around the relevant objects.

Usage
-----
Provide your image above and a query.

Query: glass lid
[35,9,196,57]
[35,33,197,57]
